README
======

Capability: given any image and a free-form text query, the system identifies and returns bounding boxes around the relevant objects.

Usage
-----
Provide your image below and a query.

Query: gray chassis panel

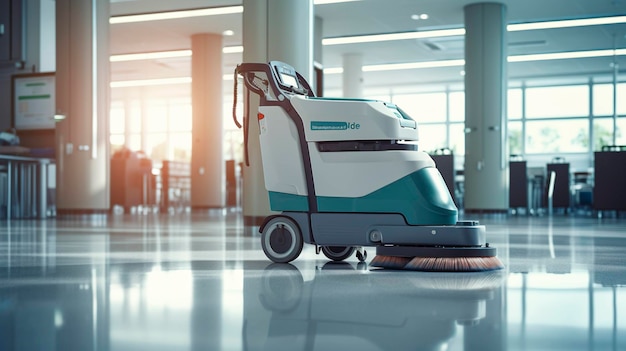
[282,212,486,247]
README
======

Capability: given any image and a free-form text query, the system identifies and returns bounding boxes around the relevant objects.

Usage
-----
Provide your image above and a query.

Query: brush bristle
[370,255,504,272]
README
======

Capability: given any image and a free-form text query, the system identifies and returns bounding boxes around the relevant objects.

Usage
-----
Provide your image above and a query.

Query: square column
[55,0,110,212]
[191,33,225,209]
[241,0,313,226]
[463,2,509,212]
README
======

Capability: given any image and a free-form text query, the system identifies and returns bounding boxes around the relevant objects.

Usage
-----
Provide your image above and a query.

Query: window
[449,123,465,155]
[617,117,626,146]
[594,83,626,116]
[127,134,141,152]
[449,91,464,122]
[169,133,192,161]
[508,89,522,119]
[146,101,168,133]
[526,85,589,118]
[593,118,617,151]
[128,101,142,133]
[110,105,125,134]
[169,103,192,132]
[593,84,613,116]
[393,92,447,123]
[110,103,125,153]
[109,96,193,163]
[146,133,168,162]
[108,80,625,170]
[526,119,588,153]
[620,83,626,115]
[418,124,447,153]
[110,135,125,152]
[508,121,522,155]
[224,130,243,162]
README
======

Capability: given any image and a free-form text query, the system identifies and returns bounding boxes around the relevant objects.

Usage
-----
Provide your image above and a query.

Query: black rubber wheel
[321,246,355,261]
[261,217,303,263]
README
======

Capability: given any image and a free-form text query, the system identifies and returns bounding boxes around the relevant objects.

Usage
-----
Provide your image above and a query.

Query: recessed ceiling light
[411,13,429,20]
[223,30,234,36]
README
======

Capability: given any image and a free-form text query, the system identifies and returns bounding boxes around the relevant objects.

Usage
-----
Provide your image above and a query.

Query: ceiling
[109,0,626,99]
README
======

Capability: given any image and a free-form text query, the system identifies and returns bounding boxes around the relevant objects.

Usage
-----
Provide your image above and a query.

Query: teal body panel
[268,191,309,212]
[268,167,458,225]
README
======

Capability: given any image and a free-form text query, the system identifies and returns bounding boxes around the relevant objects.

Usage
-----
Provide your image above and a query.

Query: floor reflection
[0,215,624,350]
[244,262,506,351]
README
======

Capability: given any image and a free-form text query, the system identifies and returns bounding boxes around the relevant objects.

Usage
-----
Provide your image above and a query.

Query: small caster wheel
[321,246,355,261]
[356,249,367,262]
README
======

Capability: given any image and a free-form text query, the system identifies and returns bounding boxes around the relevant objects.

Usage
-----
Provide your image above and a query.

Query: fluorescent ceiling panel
[323,16,626,46]
[508,15,626,31]
[111,77,191,88]
[323,28,466,45]
[110,6,243,24]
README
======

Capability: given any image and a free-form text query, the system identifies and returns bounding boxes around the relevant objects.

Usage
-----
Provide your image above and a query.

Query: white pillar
[463,2,509,212]
[241,0,313,226]
[55,0,110,212]
[191,33,225,209]
[342,53,363,98]
[25,0,55,72]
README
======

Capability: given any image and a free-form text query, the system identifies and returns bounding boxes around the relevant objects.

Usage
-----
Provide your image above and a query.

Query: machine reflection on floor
[245,263,505,351]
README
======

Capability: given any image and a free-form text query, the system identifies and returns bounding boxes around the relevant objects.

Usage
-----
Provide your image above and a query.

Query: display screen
[12,73,56,130]
[280,73,299,88]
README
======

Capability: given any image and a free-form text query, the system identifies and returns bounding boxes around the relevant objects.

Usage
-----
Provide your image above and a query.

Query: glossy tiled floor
[1,210,625,350]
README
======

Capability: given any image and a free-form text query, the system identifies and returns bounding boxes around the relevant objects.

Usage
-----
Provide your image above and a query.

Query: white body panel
[309,148,434,197]
[290,96,419,142]
[257,105,435,198]
[258,106,308,196]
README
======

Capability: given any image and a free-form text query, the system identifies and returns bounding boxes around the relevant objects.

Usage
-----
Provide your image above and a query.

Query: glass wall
[359,80,626,159]
[109,97,192,163]
[110,79,625,169]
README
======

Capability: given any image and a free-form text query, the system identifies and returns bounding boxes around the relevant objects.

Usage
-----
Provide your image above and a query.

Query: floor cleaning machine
[233,61,503,271]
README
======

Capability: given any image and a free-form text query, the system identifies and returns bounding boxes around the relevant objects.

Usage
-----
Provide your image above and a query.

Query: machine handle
[231,62,316,167]
[232,64,269,167]
[232,69,242,129]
